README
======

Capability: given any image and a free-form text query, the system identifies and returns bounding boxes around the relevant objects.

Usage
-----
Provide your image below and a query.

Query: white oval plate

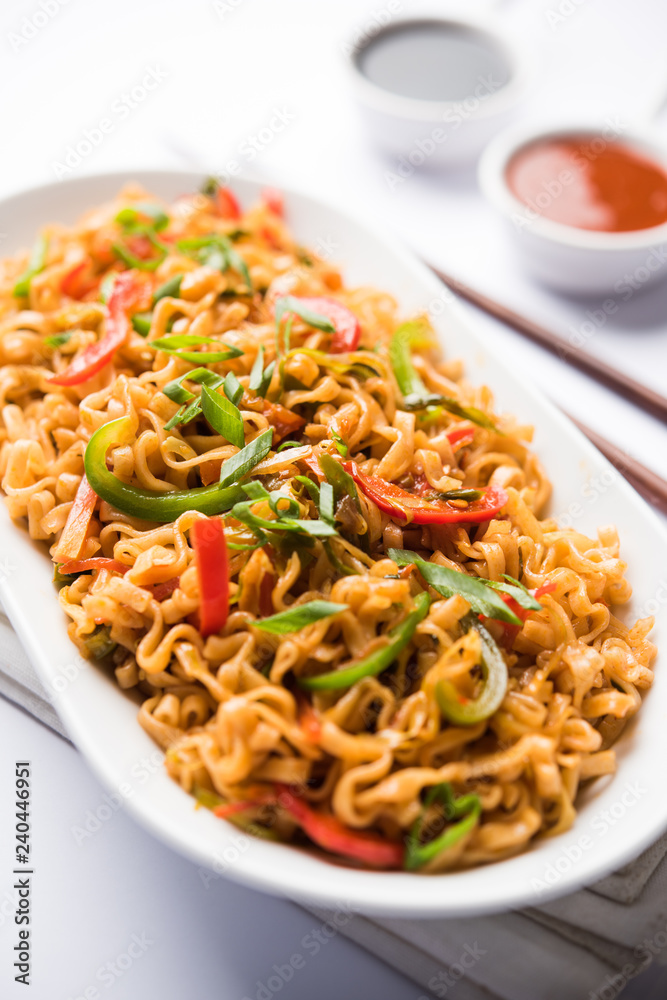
[1,170,666,918]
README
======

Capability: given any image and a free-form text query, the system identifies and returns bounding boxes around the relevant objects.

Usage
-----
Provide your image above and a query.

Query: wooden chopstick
[424,262,667,514]
[565,415,667,516]
[427,263,667,425]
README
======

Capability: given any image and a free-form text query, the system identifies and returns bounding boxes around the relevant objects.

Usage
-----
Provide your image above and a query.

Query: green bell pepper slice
[84,416,245,521]
[405,782,481,870]
[436,613,507,725]
[298,590,430,691]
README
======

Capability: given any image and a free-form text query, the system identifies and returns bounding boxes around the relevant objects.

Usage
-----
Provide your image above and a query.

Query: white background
[0,0,667,997]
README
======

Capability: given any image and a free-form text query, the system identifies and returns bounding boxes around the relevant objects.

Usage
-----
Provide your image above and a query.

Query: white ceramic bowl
[1,170,667,918]
[344,9,531,166]
[479,119,667,293]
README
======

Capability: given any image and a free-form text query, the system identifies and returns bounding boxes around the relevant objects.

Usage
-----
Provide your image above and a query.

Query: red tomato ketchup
[506,136,667,233]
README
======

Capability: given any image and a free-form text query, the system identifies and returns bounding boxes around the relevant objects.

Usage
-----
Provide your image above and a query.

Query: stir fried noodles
[0,182,655,872]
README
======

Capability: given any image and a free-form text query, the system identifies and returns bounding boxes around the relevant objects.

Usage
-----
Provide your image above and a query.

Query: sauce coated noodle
[0,184,655,872]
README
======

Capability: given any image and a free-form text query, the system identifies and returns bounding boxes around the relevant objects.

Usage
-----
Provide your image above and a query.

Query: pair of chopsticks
[426,263,667,516]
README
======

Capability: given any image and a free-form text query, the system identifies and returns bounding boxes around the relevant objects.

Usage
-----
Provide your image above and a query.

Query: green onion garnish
[251,600,347,635]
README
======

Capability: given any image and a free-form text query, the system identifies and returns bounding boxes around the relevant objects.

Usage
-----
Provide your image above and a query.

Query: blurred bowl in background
[479,120,667,294]
[345,9,531,167]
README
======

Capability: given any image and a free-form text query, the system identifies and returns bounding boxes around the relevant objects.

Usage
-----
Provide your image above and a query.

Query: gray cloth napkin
[1,610,666,1000]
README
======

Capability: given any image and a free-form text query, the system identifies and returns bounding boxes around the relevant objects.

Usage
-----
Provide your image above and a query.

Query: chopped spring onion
[249,344,275,398]
[388,549,522,626]
[319,481,335,525]
[330,427,348,457]
[275,314,293,359]
[115,203,170,232]
[200,384,245,448]
[150,333,243,365]
[218,429,273,488]
[164,395,203,430]
[284,347,382,381]
[112,231,167,272]
[152,274,182,303]
[274,296,336,334]
[162,368,225,430]
[131,312,153,337]
[99,273,116,304]
[162,368,225,429]
[223,371,244,406]
[389,319,497,431]
[162,367,224,405]
[44,330,75,349]
[319,453,368,549]
[177,233,251,290]
[481,574,542,612]
[13,235,48,298]
[319,454,361,510]
[231,482,338,544]
[294,475,320,506]
[251,600,348,635]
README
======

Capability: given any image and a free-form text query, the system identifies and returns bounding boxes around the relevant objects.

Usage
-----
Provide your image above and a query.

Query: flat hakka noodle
[0,183,656,873]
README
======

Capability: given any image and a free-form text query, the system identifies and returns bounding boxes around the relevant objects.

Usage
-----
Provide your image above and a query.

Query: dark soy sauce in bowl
[346,15,527,164]
[356,20,513,104]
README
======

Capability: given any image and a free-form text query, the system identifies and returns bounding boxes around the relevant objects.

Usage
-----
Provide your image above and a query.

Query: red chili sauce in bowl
[506,135,667,233]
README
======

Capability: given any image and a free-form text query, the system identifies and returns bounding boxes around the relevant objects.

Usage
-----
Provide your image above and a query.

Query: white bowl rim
[2,167,667,919]
[479,118,667,251]
[343,8,531,124]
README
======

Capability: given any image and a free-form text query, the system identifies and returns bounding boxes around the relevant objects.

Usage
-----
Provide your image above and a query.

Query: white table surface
[1,0,667,997]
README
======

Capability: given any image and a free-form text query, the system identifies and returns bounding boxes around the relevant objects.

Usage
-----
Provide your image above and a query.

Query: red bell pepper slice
[150,576,180,601]
[52,474,98,561]
[213,795,275,819]
[482,581,557,650]
[411,474,440,498]
[198,459,223,486]
[446,425,475,449]
[91,231,117,266]
[494,621,520,651]
[261,399,306,441]
[261,227,282,251]
[493,582,555,621]
[262,187,284,217]
[282,296,361,354]
[59,557,128,576]
[488,594,525,650]
[344,462,508,526]
[296,696,322,743]
[215,187,242,220]
[61,259,98,300]
[211,782,404,867]
[48,271,145,387]
[125,234,154,260]
[191,517,229,638]
[275,784,404,868]
[301,454,323,479]
[213,801,253,818]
